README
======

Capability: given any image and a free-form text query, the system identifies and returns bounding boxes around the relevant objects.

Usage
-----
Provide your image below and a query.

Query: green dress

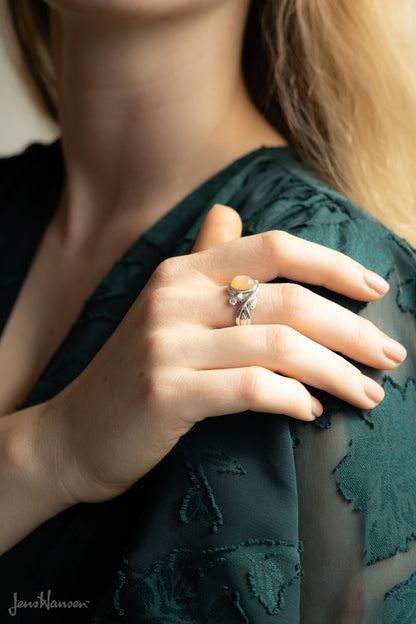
[0,141,415,623]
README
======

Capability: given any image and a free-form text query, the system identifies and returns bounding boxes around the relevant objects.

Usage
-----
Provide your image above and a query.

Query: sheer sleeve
[251,180,416,624]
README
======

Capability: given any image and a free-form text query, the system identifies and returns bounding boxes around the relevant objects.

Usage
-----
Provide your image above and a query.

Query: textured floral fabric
[0,142,415,623]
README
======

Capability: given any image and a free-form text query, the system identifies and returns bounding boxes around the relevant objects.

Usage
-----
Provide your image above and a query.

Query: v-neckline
[1,141,294,333]
[35,143,296,309]
[2,140,294,409]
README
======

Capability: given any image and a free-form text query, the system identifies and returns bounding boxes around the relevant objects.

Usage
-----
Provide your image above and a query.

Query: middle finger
[175,282,406,370]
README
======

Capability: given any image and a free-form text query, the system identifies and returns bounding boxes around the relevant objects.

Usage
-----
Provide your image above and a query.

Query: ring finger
[169,283,405,370]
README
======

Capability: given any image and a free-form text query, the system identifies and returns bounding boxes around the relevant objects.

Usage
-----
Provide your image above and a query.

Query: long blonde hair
[6,0,416,242]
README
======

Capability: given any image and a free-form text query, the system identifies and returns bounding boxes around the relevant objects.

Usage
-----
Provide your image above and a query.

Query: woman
[0,0,415,622]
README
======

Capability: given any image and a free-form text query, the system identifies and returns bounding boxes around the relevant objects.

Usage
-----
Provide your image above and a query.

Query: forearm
[0,403,74,555]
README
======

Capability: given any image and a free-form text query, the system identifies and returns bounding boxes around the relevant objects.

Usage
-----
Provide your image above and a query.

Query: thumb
[191,204,243,253]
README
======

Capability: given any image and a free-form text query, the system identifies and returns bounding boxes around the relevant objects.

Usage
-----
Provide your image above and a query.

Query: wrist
[0,402,79,554]
[41,388,126,506]
[1,402,76,517]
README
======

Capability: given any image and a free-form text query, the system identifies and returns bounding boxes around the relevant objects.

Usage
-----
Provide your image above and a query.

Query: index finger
[186,230,389,300]
[191,204,242,253]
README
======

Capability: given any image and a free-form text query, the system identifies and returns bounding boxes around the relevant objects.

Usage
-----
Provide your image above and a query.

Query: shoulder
[239,147,416,283]
[238,148,416,423]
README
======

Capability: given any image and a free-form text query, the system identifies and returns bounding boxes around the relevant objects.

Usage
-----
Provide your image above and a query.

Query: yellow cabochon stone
[230,275,255,290]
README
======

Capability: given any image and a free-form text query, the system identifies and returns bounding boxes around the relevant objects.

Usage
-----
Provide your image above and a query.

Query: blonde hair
[6,0,416,242]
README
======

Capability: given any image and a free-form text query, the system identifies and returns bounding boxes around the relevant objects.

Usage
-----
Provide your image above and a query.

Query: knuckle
[138,371,177,419]
[139,369,160,400]
[335,358,361,392]
[140,287,176,326]
[142,370,182,410]
[239,366,267,405]
[333,250,347,273]
[260,229,279,249]
[141,330,171,365]
[152,256,183,286]
[259,230,293,273]
[356,316,374,346]
[259,230,284,260]
[279,283,310,317]
[266,325,296,359]
[321,249,345,286]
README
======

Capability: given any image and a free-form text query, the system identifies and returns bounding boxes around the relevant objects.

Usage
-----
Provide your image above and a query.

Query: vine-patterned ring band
[227,275,259,326]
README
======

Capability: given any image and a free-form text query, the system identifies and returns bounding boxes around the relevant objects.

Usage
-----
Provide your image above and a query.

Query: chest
[0,230,122,416]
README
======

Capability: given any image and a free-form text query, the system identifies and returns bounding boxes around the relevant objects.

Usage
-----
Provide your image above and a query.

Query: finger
[184,230,389,301]
[148,283,406,370]
[176,367,322,423]
[217,283,407,369]
[183,325,385,410]
[191,204,242,253]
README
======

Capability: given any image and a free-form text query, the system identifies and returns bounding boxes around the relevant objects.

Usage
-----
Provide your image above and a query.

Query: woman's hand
[40,204,405,507]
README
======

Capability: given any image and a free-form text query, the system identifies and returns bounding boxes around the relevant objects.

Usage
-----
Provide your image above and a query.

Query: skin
[0,0,407,553]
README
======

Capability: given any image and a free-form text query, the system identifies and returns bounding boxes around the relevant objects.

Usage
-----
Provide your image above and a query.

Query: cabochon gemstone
[231,275,255,291]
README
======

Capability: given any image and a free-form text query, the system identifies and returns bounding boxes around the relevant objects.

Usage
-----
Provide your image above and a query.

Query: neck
[50,3,285,244]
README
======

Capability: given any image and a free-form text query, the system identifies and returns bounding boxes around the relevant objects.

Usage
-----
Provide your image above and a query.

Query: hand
[41,205,405,507]
[0,203,245,556]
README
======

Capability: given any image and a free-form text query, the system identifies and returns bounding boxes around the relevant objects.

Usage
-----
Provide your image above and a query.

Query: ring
[227,275,259,325]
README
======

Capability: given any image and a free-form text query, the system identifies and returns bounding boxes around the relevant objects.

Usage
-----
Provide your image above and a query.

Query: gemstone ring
[227,275,259,326]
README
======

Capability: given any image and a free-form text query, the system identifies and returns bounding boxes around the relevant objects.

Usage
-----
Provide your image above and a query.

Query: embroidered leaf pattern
[384,570,416,624]
[248,559,285,614]
[335,377,416,563]
[202,446,247,475]
[110,549,250,623]
[102,540,302,622]
[180,463,223,533]
[397,276,416,315]
[118,551,200,624]
[180,442,248,533]
[139,567,198,621]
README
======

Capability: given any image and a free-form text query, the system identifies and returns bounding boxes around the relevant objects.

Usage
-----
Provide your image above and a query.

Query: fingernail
[362,375,384,404]
[381,336,407,364]
[311,397,324,419]
[364,271,389,295]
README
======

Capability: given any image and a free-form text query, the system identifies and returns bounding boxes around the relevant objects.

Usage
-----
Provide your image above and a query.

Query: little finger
[179,367,323,423]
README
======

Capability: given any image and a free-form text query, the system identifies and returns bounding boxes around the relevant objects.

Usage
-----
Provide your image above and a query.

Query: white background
[0,3,58,157]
